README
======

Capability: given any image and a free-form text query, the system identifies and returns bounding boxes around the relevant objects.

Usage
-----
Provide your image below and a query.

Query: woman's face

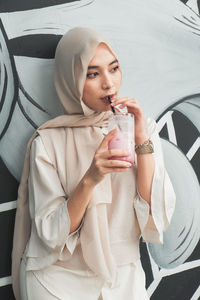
[82,43,122,112]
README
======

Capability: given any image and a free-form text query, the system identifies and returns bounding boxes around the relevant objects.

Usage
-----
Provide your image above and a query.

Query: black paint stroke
[179,0,200,15]
[0,156,19,202]
[169,234,196,265]
[179,0,189,4]
[0,97,17,141]
[158,94,200,186]
[0,20,18,141]
[0,0,79,12]
[158,107,200,183]
[18,78,47,113]
[174,16,200,32]
[0,210,16,278]
[157,93,200,122]
[0,20,45,140]
[159,124,169,141]
[0,285,15,300]
[174,221,194,252]
[178,226,186,237]
[9,34,62,59]
[151,267,200,300]
[191,31,200,36]
[0,64,8,112]
[191,15,197,21]
[182,15,200,26]
[139,241,154,289]
[171,110,199,155]
[17,95,38,129]
[186,238,200,262]
[185,100,200,109]
[191,147,200,183]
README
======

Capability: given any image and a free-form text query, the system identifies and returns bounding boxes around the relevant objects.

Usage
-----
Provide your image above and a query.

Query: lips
[100,94,116,104]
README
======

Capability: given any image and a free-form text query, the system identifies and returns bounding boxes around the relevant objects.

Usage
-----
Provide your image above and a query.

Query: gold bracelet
[135,139,154,155]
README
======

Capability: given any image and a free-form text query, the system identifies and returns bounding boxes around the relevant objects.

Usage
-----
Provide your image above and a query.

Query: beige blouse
[23,118,176,276]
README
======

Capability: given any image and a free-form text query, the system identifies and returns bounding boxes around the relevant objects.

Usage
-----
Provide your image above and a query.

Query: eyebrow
[88,59,119,70]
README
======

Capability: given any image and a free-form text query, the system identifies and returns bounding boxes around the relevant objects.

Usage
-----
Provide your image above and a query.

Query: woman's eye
[87,72,98,78]
[111,65,119,72]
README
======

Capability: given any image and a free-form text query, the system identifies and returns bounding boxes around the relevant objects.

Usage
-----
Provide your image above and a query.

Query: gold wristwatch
[135,139,154,155]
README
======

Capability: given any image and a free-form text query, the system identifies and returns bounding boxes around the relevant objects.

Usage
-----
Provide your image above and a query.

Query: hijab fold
[12,27,119,300]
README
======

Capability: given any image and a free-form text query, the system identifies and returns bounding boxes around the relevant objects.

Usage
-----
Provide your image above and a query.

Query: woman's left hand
[111,97,148,144]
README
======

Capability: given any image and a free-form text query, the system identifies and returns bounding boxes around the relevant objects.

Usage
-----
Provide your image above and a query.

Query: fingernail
[126,162,132,167]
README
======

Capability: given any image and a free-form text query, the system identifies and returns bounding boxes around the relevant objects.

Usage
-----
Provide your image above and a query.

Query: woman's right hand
[84,129,132,186]
[67,129,132,232]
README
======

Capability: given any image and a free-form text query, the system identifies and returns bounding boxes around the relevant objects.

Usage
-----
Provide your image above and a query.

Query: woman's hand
[84,129,132,186]
[111,97,148,144]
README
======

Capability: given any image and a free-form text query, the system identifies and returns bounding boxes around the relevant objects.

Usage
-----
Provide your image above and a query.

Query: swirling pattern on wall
[0,0,199,299]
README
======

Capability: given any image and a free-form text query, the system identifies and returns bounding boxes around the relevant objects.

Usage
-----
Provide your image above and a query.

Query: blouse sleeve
[133,118,176,244]
[28,136,82,255]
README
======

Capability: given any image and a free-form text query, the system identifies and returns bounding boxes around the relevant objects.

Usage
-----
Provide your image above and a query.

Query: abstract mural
[0,0,200,299]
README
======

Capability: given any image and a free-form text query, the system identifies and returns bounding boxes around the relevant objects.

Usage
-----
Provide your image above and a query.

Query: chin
[104,106,112,112]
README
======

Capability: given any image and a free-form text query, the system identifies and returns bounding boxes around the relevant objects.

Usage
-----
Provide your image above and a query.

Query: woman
[12,27,176,300]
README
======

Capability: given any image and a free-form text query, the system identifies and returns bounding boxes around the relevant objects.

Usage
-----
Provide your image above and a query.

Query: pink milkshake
[108,113,135,164]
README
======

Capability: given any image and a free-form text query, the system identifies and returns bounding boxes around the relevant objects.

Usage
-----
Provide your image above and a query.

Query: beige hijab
[12,27,119,299]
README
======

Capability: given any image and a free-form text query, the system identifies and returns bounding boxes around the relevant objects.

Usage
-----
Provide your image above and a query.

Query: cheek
[87,80,100,95]
[82,81,97,102]
[114,72,122,87]
[83,80,91,95]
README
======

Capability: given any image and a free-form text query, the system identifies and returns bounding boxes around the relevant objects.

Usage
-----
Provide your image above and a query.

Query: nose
[101,72,114,90]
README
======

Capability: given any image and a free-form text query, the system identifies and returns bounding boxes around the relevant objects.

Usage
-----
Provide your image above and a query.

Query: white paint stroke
[160,260,200,277]
[186,137,200,160]
[167,116,177,146]
[157,110,177,145]
[147,274,162,297]
[147,247,160,279]
[147,260,200,297]
[0,276,12,287]
[190,284,200,300]
[157,111,173,133]
[0,201,17,212]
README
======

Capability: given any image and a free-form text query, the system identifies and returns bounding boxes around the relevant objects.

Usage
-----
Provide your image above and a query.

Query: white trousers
[20,259,149,300]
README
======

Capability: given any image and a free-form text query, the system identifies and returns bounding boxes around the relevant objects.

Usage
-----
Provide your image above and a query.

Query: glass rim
[109,112,134,119]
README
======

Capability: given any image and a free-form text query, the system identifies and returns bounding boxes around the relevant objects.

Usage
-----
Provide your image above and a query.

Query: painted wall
[0,0,200,299]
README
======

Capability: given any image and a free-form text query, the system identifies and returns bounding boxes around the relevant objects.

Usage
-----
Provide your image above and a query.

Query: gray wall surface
[0,0,200,299]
